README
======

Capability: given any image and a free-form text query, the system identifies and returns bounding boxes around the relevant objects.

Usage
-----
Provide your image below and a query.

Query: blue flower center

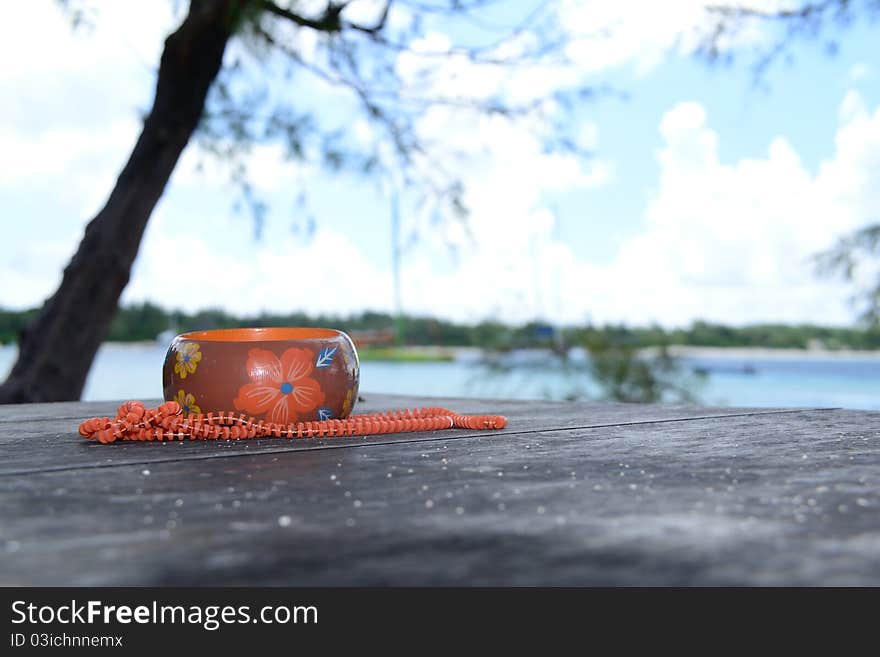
[280,381,294,395]
[183,354,190,362]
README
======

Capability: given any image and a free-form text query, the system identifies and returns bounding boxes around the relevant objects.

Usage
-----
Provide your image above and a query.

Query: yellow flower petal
[175,389,200,416]
[174,343,201,379]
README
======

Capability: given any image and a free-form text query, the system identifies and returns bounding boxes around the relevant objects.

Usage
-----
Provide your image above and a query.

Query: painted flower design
[233,348,325,423]
[174,342,202,379]
[175,389,201,416]
[341,345,357,374]
[341,388,354,418]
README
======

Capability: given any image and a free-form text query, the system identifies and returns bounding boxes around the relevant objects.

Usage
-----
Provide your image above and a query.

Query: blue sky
[1,1,879,327]
[556,21,880,265]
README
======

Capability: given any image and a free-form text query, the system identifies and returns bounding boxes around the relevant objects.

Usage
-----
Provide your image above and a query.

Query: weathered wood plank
[0,399,128,423]
[0,394,813,476]
[1,408,876,586]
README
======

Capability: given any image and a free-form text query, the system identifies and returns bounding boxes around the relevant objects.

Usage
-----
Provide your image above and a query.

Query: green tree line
[2,304,879,351]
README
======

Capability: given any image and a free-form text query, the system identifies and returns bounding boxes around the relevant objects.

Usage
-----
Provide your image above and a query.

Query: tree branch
[347,0,392,35]
[260,0,347,32]
[706,0,840,21]
[260,0,392,35]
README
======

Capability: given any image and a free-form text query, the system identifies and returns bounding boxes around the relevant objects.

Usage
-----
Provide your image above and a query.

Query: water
[0,343,877,410]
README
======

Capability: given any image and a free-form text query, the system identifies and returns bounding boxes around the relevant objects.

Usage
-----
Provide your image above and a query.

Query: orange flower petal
[289,377,325,413]
[280,347,315,383]
[233,383,281,415]
[245,348,282,385]
[269,396,297,424]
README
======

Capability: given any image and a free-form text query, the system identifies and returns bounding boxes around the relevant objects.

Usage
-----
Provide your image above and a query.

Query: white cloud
[574,93,880,326]
[387,91,880,327]
[342,0,392,27]
[394,1,773,109]
[0,2,178,308]
[0,119,142,215]
[848,62,871,82]
[559,0,773,76]
[13,92,875,328]
[2,1,877,332]
[0,1,177,82]
[0,0,173,212]
[170,140,318,192]
[122,207,393,317]
[0,239,80,308]
[384,108,612,323]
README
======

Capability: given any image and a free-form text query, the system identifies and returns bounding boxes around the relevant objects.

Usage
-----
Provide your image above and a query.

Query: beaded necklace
[80,400,507,444]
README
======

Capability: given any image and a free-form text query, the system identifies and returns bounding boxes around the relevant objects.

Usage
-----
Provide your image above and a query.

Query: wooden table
[1,394,878,586]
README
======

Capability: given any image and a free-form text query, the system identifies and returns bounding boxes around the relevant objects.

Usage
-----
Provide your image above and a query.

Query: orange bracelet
[79,400,508,444]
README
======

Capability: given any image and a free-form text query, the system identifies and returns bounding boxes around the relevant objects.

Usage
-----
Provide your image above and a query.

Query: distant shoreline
[665,345,880,360]
[98,342,880,361]
[2,342,880,362]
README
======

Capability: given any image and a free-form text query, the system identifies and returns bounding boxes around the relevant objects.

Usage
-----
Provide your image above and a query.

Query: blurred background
[1,0,879,409]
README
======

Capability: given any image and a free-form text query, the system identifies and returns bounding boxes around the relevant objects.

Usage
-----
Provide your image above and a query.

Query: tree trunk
[0,0,243,403]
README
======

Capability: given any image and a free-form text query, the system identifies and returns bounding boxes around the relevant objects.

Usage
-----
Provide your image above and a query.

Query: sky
[1,0,879,328]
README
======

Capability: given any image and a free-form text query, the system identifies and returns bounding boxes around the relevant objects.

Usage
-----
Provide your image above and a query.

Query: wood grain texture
[0,394,806,476]
[1,395,877,586]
